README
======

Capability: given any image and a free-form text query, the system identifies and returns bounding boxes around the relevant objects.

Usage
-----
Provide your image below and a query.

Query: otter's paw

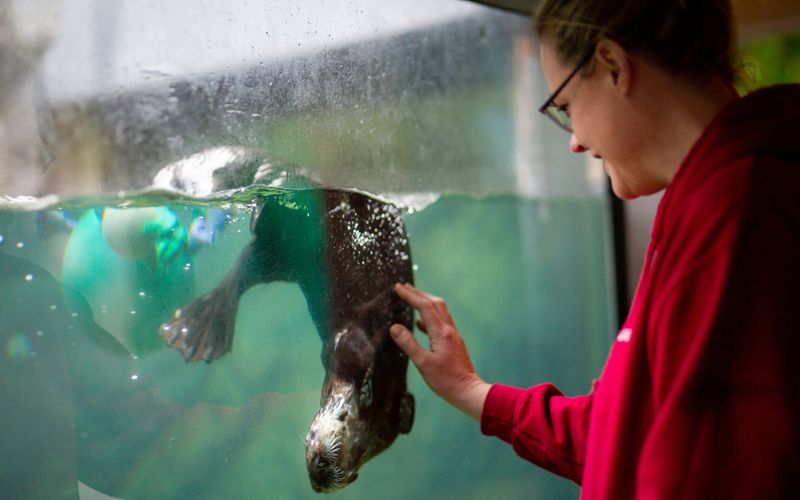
[159,293,236,363]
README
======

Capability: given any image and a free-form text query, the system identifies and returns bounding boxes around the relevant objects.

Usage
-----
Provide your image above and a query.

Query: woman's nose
[570,134,588,153]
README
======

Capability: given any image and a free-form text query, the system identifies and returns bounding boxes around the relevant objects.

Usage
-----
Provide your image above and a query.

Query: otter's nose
[308,453,330,488]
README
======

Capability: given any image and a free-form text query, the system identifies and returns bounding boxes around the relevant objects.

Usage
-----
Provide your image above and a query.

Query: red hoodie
[481,84,800,499]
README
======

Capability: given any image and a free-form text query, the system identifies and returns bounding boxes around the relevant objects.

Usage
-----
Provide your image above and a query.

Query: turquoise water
[0,190,614,499]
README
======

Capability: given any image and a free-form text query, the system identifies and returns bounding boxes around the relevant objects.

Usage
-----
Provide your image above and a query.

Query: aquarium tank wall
[0,1,617,499]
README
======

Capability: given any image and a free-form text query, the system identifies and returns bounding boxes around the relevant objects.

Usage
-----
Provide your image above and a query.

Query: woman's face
[539,40,648,199]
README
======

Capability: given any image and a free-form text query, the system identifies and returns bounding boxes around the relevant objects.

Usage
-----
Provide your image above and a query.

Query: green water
[0,190,614,500]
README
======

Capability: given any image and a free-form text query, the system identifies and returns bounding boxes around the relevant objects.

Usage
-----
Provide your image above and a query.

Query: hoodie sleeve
[480,383,593,484]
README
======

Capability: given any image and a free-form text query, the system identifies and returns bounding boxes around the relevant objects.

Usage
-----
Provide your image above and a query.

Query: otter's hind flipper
[160,239,261,362]
[159,282,239,362]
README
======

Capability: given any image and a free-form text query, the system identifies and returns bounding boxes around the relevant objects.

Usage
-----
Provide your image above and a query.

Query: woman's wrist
[450,377,492,421]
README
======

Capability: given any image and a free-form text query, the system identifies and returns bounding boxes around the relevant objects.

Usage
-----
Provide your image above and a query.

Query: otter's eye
[337,411,348,422]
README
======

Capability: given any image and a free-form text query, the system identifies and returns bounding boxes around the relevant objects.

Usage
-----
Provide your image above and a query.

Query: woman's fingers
[391,282,489,421]
[395,283,450,332]
[389,324,427,366]
[417,289,455,326]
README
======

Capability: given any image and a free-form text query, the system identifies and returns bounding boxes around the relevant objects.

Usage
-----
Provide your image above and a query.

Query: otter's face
[304,324,413,493]
[304,377,366,492]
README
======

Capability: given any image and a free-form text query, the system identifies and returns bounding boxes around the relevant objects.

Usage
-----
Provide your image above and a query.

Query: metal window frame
[469,0,533,15]
[467,0,800,36]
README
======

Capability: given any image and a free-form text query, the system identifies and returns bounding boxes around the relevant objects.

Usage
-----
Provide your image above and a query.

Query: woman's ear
[594,38,633,95]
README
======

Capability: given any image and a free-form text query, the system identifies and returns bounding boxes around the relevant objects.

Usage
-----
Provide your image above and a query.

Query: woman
[390,0,800,498]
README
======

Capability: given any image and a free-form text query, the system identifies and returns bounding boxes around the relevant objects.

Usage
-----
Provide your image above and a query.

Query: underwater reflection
[0,209,280,499]
[58,206,226,355]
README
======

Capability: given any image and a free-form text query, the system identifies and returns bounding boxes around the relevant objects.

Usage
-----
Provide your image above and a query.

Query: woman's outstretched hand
[389,283,491,421]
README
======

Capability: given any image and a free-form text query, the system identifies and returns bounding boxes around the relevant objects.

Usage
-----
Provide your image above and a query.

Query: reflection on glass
[4,0,597,199]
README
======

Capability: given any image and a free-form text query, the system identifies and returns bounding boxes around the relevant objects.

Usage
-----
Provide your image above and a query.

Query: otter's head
[304,319,414,493]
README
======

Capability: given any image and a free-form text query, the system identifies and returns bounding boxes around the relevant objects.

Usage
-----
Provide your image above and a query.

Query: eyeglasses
[538,50,594,133]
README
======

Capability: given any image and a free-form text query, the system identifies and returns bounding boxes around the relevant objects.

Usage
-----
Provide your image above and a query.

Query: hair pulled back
[534,0,740,84]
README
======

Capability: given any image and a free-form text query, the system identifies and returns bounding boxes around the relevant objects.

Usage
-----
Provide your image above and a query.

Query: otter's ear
[358,367,373,408]
[399,393,414,434]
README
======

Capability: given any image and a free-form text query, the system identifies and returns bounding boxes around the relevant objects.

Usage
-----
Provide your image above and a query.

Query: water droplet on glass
[130,374,139,381]
[16,242,24,248]
[24,274,33,282]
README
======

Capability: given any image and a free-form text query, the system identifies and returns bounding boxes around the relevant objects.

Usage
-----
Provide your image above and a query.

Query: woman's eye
[557,103,570,116]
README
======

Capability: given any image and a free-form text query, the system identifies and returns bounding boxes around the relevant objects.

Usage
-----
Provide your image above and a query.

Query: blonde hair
[534,0,741,85]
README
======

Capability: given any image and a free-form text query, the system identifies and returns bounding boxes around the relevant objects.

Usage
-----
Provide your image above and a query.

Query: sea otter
[159,187,415,493]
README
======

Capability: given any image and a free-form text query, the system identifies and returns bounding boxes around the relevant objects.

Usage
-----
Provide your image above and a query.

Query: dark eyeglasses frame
[538,50,595,133]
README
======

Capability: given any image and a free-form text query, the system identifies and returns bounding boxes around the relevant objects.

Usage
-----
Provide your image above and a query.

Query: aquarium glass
[0,1,616,499]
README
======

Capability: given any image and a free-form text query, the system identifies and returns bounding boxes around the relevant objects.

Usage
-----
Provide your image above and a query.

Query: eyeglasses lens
[546,106,572,132]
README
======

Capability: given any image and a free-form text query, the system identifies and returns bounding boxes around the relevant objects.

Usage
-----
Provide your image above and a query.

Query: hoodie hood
[686,84,800,171]
[663,84,800,202]
[651,84,800,260]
